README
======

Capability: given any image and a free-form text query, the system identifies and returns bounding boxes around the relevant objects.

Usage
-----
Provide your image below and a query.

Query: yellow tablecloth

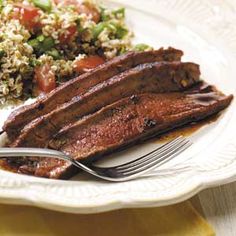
[0,201,215,236]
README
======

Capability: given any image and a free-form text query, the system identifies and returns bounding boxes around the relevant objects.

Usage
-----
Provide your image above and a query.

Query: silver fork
[0,136,192,182]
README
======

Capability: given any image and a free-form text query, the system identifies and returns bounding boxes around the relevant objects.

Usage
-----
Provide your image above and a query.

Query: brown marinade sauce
[156,113,220,143]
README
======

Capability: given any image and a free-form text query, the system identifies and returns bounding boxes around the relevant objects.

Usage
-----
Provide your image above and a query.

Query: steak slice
[12,61,200,148]
[4,47,183,141]
[9,83,232,179]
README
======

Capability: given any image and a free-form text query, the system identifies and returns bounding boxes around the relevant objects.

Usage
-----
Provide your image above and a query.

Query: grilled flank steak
[2,50,233,179]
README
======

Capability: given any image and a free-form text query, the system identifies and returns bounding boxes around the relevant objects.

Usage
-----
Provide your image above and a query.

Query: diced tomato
[54,0,100,23]
[74,55,105,74]
[59,25,77,44]
[12,4,41,31]
[34,64,56,93]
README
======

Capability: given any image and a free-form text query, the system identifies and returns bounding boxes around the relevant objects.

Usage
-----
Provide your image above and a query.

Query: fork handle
[0,148,71,162]
[0,148,97,175]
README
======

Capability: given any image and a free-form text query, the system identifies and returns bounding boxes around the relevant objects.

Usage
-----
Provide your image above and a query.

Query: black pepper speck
[143,118,157,128]
[130,95,140,104]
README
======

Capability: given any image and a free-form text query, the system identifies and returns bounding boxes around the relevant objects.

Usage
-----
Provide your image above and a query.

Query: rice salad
[0,0,152,105]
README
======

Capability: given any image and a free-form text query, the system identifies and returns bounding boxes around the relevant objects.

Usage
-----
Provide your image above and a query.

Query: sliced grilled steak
[4,47,183,141]
[9,83,232,179]
[12,61,200,148]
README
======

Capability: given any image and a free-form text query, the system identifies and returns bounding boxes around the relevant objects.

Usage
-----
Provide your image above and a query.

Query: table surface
[191,182,236,235]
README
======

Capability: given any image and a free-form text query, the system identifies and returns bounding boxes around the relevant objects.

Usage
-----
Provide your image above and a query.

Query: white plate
[0,0,236,214]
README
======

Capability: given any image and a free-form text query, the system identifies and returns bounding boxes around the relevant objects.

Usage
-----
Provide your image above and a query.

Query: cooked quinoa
[0,0,152,105]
